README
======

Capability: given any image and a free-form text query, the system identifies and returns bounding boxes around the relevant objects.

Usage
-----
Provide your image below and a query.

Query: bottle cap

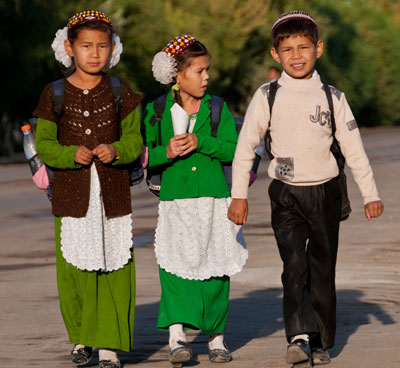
[21,124,31,132]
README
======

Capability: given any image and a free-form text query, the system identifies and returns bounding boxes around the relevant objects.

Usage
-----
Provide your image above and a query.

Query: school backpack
[34,77,143,199]
[145,95,261,197]
[264,80,351,221]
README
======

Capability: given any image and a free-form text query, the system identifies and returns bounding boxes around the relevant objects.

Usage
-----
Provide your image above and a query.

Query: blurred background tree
[1,0,399,156]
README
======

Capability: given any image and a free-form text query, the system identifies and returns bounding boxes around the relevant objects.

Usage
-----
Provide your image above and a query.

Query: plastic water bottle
[21,124,44,175]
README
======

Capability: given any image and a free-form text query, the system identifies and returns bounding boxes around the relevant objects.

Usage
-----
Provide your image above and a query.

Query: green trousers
[157,267,230,334]
[55,217,135,352]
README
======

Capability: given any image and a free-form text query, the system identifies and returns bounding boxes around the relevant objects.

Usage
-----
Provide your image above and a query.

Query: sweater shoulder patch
[327,85,342,101]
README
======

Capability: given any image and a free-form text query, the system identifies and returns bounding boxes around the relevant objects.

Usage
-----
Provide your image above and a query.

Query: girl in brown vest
[33,10,142,368]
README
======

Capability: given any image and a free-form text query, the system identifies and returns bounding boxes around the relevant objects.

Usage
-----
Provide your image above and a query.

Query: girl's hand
[175,133,198,156]
[93,144,117,163]
[75,146,93,165]
[228,198,248,225]
[166,137,181,159]
[364,200,384,220]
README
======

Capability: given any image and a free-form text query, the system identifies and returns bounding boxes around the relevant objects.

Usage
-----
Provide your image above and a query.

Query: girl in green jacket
[143,35,248,367]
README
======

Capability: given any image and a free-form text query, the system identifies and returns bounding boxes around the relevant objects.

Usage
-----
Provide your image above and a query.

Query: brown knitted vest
[33,74,142,218]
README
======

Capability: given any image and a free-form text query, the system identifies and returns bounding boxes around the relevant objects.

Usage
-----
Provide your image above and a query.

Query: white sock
[169,324,186,351]
[73,344,85,351]
[99,349,118,362]
[208,334,227,351]
[291,334,310,343]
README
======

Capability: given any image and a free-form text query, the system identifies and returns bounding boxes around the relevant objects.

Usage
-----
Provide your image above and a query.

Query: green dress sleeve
[36,118,80,169]
[195,102,238,162]
[111,107,143,165]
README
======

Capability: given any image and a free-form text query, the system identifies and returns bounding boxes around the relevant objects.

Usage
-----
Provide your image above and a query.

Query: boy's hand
[174,133,198,156]
[364,200,384,220]
[75,145,93,165]
[228,198,248,225]
[93,144,117,163]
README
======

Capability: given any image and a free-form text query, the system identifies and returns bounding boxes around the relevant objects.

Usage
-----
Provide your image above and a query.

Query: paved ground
[0,126,399,368]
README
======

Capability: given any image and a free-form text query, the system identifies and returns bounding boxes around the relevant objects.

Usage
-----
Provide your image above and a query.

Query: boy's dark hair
[272,19,318,49]
[171,41,210,106]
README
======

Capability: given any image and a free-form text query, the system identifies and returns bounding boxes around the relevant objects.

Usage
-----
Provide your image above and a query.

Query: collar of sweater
[278,70,322,91]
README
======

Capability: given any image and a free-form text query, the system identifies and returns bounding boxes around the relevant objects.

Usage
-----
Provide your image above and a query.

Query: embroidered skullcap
[162,34,197,56]
[152,34,198,85]
[271,11,317,36]
[68,9,114,33]
[52,9,122,69]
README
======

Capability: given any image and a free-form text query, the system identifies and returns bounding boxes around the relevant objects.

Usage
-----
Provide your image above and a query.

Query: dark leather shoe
[208,342,233,363]
[71,345,93,364]
[286,339,311,364]
[312,348,331,365]
[99,359,121,368]
[169,341,192,363]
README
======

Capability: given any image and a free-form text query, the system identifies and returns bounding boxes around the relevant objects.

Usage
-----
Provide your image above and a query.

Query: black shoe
[71,345,93,364]
[312,348,330,365]
[169,341,192,363]
[99,360,121,368]
[286,339,311,364]
[208,342,233,363]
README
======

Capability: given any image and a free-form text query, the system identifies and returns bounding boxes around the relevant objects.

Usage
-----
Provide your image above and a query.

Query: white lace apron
[154,197,248,280]
[60,164,133,272]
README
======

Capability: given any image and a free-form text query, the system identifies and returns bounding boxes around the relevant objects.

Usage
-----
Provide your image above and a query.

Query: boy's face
[270,35,323,79]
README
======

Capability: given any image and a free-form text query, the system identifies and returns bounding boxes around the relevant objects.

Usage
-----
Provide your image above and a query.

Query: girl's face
[64,29,114,76]
[176,55,210,99]
[270,35,323,79]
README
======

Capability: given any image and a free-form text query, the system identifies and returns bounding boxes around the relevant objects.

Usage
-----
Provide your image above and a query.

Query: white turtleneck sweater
[231,70,380,204]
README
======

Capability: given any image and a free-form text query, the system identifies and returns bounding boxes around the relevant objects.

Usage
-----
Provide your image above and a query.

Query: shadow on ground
[78,288,395,366]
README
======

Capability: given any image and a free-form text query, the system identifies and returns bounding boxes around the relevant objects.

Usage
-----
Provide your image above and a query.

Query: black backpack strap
[109,76,124,115]
[109,76,124,137]
[51,79,65,118]
[210,96,224,137]
[268,80,278,118]
[264,80,278,160]
[323,84,346,169]
[149,94,167,146]
[323,84,336,135]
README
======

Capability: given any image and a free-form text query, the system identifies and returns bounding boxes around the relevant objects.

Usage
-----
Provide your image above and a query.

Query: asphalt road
[0,126,399,368]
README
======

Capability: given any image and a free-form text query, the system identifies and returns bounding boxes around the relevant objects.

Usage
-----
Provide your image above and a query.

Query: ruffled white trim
[152,51,177,85]
[154,197,248,280]
[60,165,133,272]
[106,34,123,69]
[51,27,123,69]
[52,27,72,68]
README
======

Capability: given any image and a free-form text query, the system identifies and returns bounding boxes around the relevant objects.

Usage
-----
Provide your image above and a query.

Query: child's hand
[175,133,198,156]
[364,200,384,220]
[228,198,248,225]
[75,146,93,165]
[93,144,117,163]
[166,137,181,159]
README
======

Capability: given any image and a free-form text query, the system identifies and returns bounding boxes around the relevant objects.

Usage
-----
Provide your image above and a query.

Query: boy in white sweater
[228,11,384,366]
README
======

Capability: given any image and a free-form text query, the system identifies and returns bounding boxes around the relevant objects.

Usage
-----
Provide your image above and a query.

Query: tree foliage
[1,0,400,129]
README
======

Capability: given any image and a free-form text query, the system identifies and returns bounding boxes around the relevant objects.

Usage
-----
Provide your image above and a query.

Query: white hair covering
[51,26,123,69]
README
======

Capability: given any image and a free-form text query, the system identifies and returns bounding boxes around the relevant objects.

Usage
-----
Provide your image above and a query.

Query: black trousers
[268,178,341,350]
